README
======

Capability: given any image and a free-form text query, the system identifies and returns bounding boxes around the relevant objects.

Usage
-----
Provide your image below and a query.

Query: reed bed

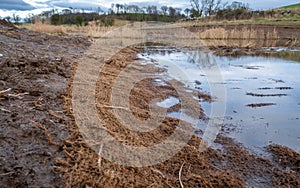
[22,22,115,38]
[197,27,279,47]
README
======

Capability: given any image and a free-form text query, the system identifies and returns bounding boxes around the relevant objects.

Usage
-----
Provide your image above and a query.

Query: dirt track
[0,20,299,187]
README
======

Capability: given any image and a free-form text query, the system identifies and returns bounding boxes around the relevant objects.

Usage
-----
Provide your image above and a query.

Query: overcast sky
[0,0,299,18]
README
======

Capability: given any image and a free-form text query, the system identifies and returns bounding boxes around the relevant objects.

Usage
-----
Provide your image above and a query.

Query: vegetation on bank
[281,3,300,9]
[20,4,186,26]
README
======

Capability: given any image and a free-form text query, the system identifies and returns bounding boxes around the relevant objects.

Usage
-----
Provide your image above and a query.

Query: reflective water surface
[137,48,300,153]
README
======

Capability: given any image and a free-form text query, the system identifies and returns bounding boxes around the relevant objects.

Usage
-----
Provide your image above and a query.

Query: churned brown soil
[0,19,299,187]
[0,19,91,187]
[57,48,299,187]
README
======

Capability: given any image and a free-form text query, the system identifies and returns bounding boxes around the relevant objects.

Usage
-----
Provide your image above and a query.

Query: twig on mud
[0,108,11,113]
[0,88,11,99]
[34,97,45,108]
[0,171,14,176]
[48,110,66,121]
[151,168,174,188]
[7,92,29,99]
[187,164,192,178]
[0,88,11,95]
[0,88,30,100]
[30,120,59,146]
[152,168,165,178]
[97,144,103,170]
[63,148,75,159]
[101,105,130,111]
[179,162,185,188]
[210,164,221,171]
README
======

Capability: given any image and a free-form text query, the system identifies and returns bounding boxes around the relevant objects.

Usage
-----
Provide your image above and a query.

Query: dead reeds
[197,27,279,47]
[21,22,115,38]
[22,22,66,35]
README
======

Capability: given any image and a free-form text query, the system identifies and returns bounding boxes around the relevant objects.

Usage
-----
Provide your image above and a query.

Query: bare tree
[4,16,11,22]
[111,3,115,14]
[169,6,176,17]
[175,8,182,16]
[146,5,158,15]
[190,0,200,13]
[12,13,21,23]
[206,0,222,16]
[190,0,204,16]
[115,4,120,14]
[129,5,141,13]
[190,0,222,17]
[184,8,191,17]
[119,4,124,14]
[161,6,168,15]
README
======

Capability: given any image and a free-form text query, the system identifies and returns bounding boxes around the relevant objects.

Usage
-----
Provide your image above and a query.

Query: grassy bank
[179,16,300,27]
[282,3,300,9]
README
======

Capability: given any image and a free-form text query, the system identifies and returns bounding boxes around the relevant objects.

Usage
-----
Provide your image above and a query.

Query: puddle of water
[156,96,179,108]
[153,78,168,86]
[137,48,300,153]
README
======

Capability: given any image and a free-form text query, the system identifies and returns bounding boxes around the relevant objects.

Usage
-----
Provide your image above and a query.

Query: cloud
[3,0,300,12]
[0,0,35,10]
[98,0,189,9]
[46,0,107,10]
[22,0,189,10]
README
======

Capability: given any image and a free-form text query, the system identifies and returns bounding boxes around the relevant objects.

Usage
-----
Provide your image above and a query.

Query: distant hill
[281,3,300,9]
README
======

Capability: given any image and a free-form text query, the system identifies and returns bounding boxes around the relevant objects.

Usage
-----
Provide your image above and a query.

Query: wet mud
[0,19,91,187]
[58,48,299,187]
[0,20,299,187]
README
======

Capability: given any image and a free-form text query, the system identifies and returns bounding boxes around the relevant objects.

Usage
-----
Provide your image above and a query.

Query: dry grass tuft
[65,24,115,38]
[22,22,115,38]
[22,22,66,35]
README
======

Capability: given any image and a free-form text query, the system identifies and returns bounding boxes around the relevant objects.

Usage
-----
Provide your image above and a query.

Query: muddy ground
[0,19,299,187]
[0,20,91,187]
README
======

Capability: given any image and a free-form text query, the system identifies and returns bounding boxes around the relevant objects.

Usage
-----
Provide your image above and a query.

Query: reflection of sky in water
[137,49,300,153]
[156,96,179,108]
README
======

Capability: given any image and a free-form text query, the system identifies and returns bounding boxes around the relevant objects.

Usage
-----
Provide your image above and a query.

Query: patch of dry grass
[65,24,115,38]
[22,22,66,35]
[22,22,115,38]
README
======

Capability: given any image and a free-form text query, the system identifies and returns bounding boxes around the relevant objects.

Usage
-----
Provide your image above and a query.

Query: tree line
[4,1,292,25]
[17,4,186,26]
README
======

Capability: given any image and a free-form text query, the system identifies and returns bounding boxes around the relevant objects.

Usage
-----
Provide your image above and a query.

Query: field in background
[282,3,300,9]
